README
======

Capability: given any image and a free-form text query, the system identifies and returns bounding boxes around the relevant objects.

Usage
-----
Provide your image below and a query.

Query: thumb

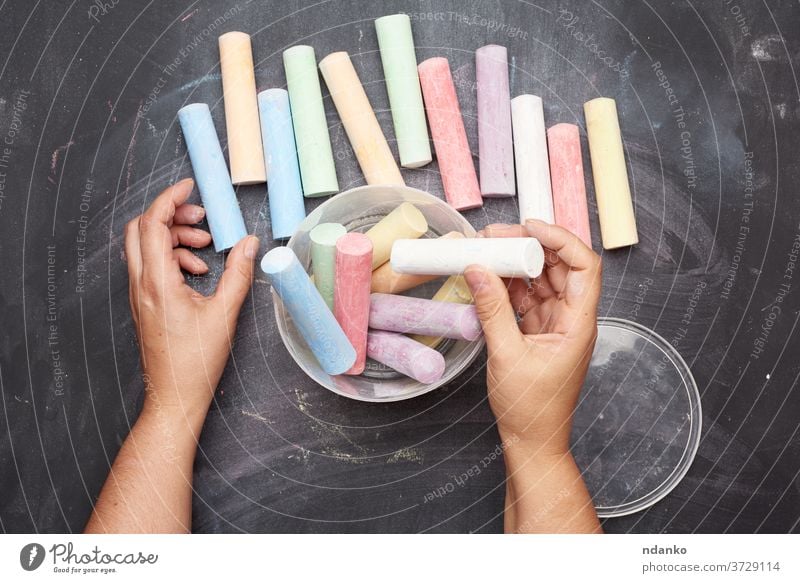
[464,266,523,354]
[214,235,260,318]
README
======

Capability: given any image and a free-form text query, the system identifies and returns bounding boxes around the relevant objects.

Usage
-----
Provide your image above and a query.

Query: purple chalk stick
[366,330,445,384]
[476,45,515,198]
[369,293,482,341]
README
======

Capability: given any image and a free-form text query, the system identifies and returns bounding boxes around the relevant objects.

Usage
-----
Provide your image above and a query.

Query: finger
[170,225,212,249]
[213,236,260,321]
[524,219,598,271]
[139,178,194,270]
[463,265,524,357]
[532,267,559,300]
[173,204,205,225]
[124,217,143,281]
[506,278,542,316]
[484,223,528,238]
[524,219,602,307]
[173,248,209,275]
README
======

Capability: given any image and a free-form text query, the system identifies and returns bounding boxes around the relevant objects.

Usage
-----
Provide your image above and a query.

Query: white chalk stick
[391,237,544,278]
[511,95,554,223]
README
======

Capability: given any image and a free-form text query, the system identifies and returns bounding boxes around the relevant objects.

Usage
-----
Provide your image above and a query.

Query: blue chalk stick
[261,247,356,375]
[257,89,306,240]
[178,103,247,252]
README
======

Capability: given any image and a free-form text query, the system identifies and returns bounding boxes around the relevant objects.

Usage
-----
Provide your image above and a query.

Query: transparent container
[571,317,702,517]
[274,185,484,402]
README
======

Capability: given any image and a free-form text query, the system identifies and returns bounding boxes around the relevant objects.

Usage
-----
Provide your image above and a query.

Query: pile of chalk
[261,202,544,383]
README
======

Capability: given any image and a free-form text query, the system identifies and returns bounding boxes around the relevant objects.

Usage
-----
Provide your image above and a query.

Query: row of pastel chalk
[509,94,638,249]
[177,23,415,251]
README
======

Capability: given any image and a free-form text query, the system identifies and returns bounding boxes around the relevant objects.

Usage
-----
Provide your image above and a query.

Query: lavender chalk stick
[366,330,445,384]
[476,45,515,197]
[178,103,247,252]
[261,247,356,375]
[369,293,482,341]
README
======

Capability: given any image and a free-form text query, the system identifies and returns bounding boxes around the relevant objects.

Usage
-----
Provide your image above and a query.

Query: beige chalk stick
[365,202,427,269]
[219,32,266,185]
[410,275,473,347]
[318,51,405,187]
[584,97,638,249]
[371,231,464,293]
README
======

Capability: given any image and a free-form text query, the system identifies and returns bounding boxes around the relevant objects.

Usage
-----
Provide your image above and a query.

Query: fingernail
[192,207,205,223]
[525,219,545,226]
[244,236,260,260]
[464,267,489,295]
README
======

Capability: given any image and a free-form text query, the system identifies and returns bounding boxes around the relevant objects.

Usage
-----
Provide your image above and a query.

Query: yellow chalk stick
[584,97,638,249]
[364,202,427,269]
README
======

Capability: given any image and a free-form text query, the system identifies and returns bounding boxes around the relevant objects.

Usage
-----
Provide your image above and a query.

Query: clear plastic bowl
[273,185,484,402]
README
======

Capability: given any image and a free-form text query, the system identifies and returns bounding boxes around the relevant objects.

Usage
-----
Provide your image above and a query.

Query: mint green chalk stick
[283,45,339,197]
[375,14,432,169]
[310,222,347,310]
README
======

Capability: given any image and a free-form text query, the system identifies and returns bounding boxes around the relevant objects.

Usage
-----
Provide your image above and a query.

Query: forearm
[84,383,211,534]
[502,438,602,534]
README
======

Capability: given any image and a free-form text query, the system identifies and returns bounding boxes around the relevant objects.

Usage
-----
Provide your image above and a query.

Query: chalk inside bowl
[268,185,486,402]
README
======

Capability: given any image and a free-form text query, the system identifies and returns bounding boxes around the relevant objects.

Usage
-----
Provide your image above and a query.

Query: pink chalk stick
[547,123,592,247]
[476,45,515,198]
[369,293,482,341]
[417,57,483,211]
[334,233,374,375]
[366,330,445,384]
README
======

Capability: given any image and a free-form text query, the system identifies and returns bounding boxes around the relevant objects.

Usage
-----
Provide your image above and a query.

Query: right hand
[463,220,602,456]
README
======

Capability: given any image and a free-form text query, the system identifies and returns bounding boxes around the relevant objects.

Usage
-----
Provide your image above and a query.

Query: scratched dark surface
[1,0,798,533]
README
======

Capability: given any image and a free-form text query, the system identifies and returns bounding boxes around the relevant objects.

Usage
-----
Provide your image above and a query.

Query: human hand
[124,178,259,424]
[464,220,602,456]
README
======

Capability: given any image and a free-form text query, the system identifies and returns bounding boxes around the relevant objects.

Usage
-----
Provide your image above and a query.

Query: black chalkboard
[1,0,798,533]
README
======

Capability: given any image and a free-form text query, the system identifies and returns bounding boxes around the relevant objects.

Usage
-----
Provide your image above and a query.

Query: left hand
[124,178,259,422]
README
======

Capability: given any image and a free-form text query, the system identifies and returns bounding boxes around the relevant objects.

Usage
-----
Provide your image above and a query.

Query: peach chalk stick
[547,123,592,247]
[476,45,515,197]
[370,231,463,293]
[364,202,428,269]
[318,52,404,187]
[334,233,373,375]
[369,293,482,341]
[391,237,544,278]
[511,95,554,223]
[584,98,638,249]
[366,330,445,384]
[219,32,266,185]
[417,57,483,211]
[410,275,473,348]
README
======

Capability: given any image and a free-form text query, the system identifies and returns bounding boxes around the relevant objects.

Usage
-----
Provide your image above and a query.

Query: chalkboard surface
[1,0,798,533]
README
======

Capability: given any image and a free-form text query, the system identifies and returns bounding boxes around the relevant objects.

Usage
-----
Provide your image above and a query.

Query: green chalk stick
[375,14,432,169]
[310,222,347,310]
[283,45,339,197]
